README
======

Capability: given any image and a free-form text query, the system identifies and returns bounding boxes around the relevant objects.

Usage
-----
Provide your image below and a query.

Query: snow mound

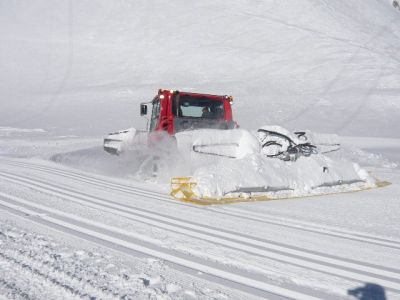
[172,126,375,201]
[191,153,375,200]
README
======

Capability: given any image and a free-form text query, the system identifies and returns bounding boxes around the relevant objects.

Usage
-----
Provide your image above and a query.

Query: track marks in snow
[1,170,399,278]
[209,205,400,250]
[274,14,400,130]
[1,164,400,296]
[2,158,399,252]
[0,192,321,300]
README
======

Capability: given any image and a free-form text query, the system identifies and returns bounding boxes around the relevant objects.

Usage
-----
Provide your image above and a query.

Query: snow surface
[1,0,400,136]
[1,0,400,299]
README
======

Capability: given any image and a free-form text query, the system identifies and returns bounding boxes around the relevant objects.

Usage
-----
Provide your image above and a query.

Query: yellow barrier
[170,177,198,200]
[170,177,391,206]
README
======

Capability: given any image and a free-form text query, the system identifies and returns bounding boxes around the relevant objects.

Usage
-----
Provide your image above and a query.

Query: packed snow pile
[100,125,377,202]
[190,152,375,200]
[171,131,374,202]
[176,129,260,161]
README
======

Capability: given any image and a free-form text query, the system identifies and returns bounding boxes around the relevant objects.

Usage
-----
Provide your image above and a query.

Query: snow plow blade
[171,177,292,205]
[170,177,293,205]
[170,177,282,205]
[170,177,390,205]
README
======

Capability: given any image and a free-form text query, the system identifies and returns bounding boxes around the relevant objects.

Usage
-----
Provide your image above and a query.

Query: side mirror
[140,104,147,116]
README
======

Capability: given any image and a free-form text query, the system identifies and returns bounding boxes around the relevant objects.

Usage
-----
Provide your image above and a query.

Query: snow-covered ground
[1,0,400,299]
[1,130,399,299]
[1,0,400,137]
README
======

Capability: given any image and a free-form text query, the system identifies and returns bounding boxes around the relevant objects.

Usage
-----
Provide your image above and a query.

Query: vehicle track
[209,206,400,250]
[0,170,400,294]
[1,165,398,270]
[1,159,169,201]
[2,158,400,251]
[0,192,321,300]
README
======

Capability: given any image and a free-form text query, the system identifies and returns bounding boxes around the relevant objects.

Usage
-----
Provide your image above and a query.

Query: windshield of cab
[173,95,224,119]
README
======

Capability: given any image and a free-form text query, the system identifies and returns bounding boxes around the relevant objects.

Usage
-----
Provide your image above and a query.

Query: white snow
[190,152,375,200]
[1,0,400,299]
[176,128,260,160]
[1,0,400,137]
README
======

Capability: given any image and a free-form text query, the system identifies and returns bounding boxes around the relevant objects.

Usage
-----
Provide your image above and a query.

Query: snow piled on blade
[171,127,376,202]
[191,153,374,200]
[51,125,376,202]
[176,128,259,159]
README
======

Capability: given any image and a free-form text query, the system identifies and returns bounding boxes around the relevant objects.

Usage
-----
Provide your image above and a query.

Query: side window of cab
[149,98,160,131]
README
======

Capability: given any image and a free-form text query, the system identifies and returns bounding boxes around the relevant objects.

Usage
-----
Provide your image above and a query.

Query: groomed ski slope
[1,0,400,299]
[0,133,400,299]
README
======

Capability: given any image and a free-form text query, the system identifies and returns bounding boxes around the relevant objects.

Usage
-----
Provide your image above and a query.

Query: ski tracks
[2,158,400,251]
[1,158,400,299]
[0,191,319,300]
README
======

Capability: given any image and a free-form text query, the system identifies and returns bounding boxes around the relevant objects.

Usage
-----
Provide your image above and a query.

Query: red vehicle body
[103,89,237,155]
[141,89,236,135]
